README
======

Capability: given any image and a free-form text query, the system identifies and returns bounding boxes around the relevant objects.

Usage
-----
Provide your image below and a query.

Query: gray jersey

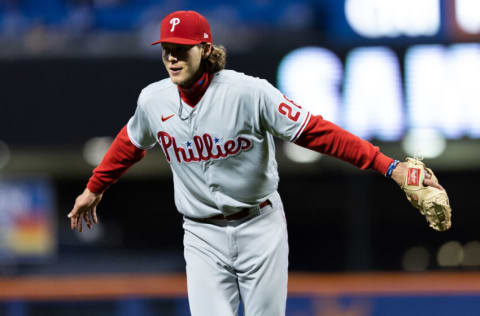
[127,69,311,218]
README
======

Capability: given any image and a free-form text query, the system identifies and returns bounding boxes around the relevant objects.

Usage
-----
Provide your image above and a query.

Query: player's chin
[169,74,184,85]
[170,75,191,87]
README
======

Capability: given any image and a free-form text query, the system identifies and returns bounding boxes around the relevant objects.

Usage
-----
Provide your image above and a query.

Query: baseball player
[68,10,447,316]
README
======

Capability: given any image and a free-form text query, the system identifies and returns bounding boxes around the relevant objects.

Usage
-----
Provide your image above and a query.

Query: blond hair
[204,44,226,73]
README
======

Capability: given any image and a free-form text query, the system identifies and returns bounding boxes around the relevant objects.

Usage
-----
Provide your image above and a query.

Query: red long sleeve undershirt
[294,114,393,174]
[87,114,393,194]
[87,125,145,194]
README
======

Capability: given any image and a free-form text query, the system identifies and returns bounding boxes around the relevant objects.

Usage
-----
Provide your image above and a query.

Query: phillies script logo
[158,131,252,163]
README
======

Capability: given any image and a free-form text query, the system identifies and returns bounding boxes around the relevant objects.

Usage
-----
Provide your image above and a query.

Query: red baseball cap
[151,10,212,46]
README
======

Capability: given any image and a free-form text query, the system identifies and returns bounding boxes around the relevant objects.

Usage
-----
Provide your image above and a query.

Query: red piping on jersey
[178,72,213,107]
[294,114,393,174]
[87,125,146,194]
[293,112,311,141]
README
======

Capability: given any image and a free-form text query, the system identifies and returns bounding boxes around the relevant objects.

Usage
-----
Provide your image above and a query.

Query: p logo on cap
[170,18,180,32]
[151,10,212,46]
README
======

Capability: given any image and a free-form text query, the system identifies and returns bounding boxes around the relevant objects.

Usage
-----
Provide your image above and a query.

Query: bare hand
[391,162,445,191]
[68,188,103,232]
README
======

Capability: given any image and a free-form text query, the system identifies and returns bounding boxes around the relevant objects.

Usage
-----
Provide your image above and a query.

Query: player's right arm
[69,92,156,232]
[68,125,147,232]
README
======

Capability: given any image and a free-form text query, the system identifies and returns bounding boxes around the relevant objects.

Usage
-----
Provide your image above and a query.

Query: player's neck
[178,71,213,108]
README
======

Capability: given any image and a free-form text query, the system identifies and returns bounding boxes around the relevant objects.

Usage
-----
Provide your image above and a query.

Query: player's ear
[202,43,212,59]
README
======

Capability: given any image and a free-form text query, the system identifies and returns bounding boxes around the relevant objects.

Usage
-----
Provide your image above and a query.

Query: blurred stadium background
[1,0,480,315]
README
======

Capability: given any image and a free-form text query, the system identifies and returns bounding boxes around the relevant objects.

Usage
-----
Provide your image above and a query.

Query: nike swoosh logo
[161,114,175,122]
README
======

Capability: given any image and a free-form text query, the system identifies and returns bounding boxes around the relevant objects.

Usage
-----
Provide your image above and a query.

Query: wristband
[386,160,400,178]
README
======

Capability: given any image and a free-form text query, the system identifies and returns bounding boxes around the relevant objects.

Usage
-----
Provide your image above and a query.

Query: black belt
[186,200,271,222]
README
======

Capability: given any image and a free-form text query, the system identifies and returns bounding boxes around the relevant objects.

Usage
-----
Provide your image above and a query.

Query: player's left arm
[294,114,391,173]
[258,81,450,229]
[294,114,443,190]
[295,116,451,230]
[258,80,389,174]
[257,80,444,188]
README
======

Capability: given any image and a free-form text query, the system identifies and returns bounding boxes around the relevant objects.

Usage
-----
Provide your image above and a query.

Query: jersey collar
[178,72,213,108]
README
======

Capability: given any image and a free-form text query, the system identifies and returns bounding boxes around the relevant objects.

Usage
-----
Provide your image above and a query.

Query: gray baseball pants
[183,192,289,316]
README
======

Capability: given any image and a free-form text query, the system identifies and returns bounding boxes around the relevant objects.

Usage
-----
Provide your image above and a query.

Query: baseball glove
[401,157,452,231]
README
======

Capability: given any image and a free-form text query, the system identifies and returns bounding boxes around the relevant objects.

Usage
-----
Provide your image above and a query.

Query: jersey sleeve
[258,80,311,142]
[126,92,157,149]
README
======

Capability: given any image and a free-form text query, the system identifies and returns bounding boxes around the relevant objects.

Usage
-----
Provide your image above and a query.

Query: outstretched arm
[68,125,146,232]
[294,114,392,174]
[295,114,445,190]
[262,89,450,230]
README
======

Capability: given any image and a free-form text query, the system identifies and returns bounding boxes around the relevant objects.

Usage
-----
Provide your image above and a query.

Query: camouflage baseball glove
[401,157,452,231]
